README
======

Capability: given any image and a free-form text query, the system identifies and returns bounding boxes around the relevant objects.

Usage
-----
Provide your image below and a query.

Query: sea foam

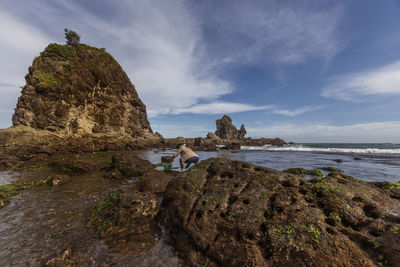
[240,145,400,154]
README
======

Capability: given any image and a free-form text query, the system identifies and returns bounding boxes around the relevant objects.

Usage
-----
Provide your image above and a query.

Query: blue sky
[1,0,400,142]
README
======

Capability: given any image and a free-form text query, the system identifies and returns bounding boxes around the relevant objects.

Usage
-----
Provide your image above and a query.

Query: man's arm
[172,147,182,159]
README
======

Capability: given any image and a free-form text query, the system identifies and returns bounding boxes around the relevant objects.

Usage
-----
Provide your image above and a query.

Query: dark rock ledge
[66,156,400,266]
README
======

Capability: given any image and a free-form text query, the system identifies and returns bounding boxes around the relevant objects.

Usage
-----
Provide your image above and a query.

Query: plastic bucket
[163,164,172,171]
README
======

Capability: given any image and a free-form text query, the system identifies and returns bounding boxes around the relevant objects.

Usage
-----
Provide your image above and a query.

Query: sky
[0,0,400,143]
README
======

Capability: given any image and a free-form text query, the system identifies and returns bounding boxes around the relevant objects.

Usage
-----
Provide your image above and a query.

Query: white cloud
[148,102,323,117]
[247,121,400,143]
[191,0,345,67]
[322,61,400,101]
[0,10,51,85]
[0,10,52,128]
[149,102,272,117]
[272,106,324,117]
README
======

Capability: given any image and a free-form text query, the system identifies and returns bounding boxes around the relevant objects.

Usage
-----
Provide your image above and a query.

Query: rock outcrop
[161,158,400,266]
[12,43,153,137]
[215,115,246,140]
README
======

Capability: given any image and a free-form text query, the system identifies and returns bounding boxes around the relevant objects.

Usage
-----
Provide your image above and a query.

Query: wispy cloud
[190,0,345,67]
[149,102,324,117]
[247,121,400,143]
[322,61,400,101]
[271,106,325,117]
[149,102,272,117]
[0,9,52,128]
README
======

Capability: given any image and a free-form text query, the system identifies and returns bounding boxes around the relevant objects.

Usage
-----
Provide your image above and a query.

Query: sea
[138,143,400,183]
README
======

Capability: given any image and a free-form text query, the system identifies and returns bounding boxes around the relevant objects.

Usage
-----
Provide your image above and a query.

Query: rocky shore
[23,153,397,266]
[2,40,398,266]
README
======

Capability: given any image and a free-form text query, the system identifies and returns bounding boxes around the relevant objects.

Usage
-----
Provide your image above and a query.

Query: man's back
[174,145,199,162]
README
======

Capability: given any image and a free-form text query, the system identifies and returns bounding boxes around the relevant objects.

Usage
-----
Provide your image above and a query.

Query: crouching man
[172,144,200,172]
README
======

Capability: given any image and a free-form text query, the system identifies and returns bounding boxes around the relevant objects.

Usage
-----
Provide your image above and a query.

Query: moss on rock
[284,168,323,177]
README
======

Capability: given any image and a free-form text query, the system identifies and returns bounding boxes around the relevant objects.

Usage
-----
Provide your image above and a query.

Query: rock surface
[12,43,153,137]
[215,115,246,140]
[161,158,400,266]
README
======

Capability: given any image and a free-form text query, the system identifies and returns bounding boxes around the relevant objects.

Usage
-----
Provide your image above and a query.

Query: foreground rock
[161,158,400,266]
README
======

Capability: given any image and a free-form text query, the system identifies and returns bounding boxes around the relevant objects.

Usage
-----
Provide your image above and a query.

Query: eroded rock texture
[161,158,400,266]
[215,115,246,140]
[12,43,153,137]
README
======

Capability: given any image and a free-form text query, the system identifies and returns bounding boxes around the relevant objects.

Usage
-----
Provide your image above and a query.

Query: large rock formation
[215,115,246,140]
[161,158,400,266]
[12,43,153,138]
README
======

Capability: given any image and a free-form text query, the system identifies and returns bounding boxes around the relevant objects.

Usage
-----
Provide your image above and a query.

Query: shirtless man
[172,144,200,172]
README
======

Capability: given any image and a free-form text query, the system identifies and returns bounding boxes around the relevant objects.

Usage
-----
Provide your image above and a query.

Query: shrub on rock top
[64,28,80,46]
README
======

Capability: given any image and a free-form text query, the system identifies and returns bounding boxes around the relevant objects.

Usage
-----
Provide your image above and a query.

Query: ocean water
[138,143,400,183]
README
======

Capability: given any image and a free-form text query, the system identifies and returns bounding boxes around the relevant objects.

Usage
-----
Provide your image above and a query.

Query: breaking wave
[240,144,400,154]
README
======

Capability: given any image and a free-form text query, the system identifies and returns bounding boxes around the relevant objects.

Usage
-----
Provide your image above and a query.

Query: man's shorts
[185,157,199,164]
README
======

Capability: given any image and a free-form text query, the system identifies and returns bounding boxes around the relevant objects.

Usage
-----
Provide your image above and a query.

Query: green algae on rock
[0,183,30,207]
[320,166,341,172]
[284,167,323,177]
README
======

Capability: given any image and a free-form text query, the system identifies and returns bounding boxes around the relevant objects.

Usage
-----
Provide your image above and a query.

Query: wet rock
[111,152,154,177]
[49,160,95,175]
[86,190,160,260]
[242,137,286,147]
[34,175,72,187]
[45,248,73,266]
[284,167,323,177]
[320,166,341,172]
[133,170,179,195]
[103,169,123,180]
[0,182,30,208]
[161,156,174,163]
[160,158,400,266]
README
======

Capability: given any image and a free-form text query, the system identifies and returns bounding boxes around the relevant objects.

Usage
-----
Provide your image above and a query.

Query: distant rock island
[214,114,246,140]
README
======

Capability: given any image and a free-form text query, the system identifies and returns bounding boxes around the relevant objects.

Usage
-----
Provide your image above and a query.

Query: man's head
[176,143,186,149]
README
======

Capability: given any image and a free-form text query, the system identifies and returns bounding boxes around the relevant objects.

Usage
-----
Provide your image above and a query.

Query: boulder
[111,152,154,177]
[161,156,174,163]
[161,158,400,266]
[86,190,160,260]
[206,132,220,140]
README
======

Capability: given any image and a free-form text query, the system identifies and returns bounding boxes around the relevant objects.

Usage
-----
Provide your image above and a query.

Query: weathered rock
[12,43,153,138]
[242,137,286,147]
[206,132,220,140]
[215,115,246,140]
[111,152,154,177]
[161,158,400,266]
[133,170,179,195]
[49,160,95,175]
[86,190,160,260]
[103,169,123,180]
[161,156,174,163]
[239,124,247,139]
